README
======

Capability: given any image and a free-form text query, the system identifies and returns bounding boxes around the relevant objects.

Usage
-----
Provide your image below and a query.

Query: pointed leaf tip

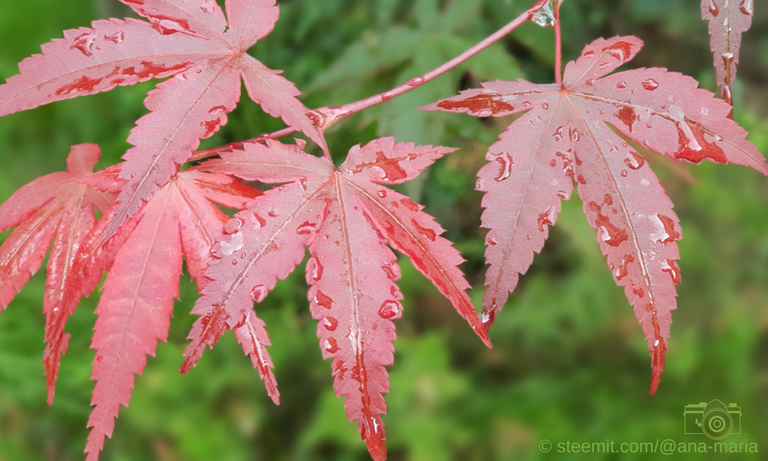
[361,415,387,461]
[649,337,667,395]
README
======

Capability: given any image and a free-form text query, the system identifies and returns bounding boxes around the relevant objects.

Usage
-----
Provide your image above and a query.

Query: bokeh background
[1,0,767,460]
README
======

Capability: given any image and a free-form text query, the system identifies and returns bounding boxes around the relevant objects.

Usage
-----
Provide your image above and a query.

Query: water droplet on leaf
[707,0,719,16]
[223,217,243,234]
[378,300,402,319]
[71,32,97,56]
[219,232,244,256]
[641,78,659,91]
[651,214,680,243]
[306,256,324,282]
[200,0,218,13]
[322,337,340,354]
[314,291,333,309]
[571,129,581,142]
[146,14,197,36]
[614,254,635,280]
[661,259,682,284]
[381,262,401,280]
[602,41,633,61]
[410,219,436,241]
[373,151,408,182]
[537,206,557,231]
[624,151,645,170]
[740,0,753,15]
[552,125,564,142]
[322,316,338,331]
[296,221,318,236]
[251,285,268,303]
[596,214,628,247]
[104,31,124,44]
[493,153,514,182]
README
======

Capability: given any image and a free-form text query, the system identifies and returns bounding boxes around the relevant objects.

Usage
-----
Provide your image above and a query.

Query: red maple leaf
[701,0,754,105]
[426,35,768,394]
[0,144,115,405]
[82,167,260,460]
[0,0,325,238]
[181,137,491,460]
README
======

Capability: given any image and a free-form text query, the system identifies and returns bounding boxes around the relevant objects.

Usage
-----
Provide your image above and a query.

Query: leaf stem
[554,0,563,86]
[190,0,552,161]
[312,0,553,130]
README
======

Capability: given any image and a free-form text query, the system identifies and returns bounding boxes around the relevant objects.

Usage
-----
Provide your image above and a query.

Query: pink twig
[189,126,299,162]
[190,0,552,161]
[312,0,553,130]
[554,0,563,86]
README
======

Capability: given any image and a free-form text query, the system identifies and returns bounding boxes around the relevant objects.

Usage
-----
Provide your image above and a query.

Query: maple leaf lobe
[701,0,754,104]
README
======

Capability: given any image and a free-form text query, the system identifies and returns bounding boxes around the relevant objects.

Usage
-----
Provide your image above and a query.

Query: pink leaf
[427,35,768,394]
[1,0,326,237]
[84,167,259,460]
[0,144,115,404]
[191,137,489,459]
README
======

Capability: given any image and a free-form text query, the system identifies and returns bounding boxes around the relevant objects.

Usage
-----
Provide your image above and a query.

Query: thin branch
[311,0,553,130]
[554,0,562,86]
[189,0,552,161]
[189,126,299,162]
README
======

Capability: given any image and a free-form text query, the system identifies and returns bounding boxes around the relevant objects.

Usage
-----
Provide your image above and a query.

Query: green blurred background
[1,0,767,460]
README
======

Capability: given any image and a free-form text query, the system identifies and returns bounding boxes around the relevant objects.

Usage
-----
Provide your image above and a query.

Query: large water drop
[531,1,556,27]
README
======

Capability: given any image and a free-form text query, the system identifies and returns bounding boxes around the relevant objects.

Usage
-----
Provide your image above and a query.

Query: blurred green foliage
[1,0,768,460]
